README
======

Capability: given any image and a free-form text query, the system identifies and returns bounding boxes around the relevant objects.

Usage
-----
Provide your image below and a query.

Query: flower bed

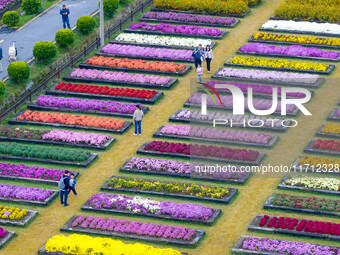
[65,68,177,89]
[112,33,215,50]
[10,110,131,134]
[248,214,340,241]
[0,0,17,11]
[80,56,191,76]
[29,95,148,119]
[47,82,163,105]
[154,124,278,148]
[0,162,78,186]
[327,108,340,122]
[125,22,227,39]
[225,56,334,74]
[99,44,194,63]
[120,157,251,184]
[82,193,221,224]
[170,109,288,132]
[232,235,340,254]
[249,32,340,50]
[260,20,340,37]
[292,155,340,174]
[0,227,14,249]
[316,123,340,139]
[264,193,340,216]
[304,139,340,157]
[61,215,205,246]
[0,183,58,206]
[212,68,323,88]
[140,12,238,27]
[0,125,114,150]
[138,141,265,165]
[102,176,237,204]
[238,43,340,61]
[0,204,37,227]
[185,93,298,116]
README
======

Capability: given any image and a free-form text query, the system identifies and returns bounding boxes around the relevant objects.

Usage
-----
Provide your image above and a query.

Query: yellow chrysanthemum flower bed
[299,155,340,168]
[321,123,340,134]
[253,32,340,47]
[45,234,182,255]
[229,56,329,71]
[0,205,27,220]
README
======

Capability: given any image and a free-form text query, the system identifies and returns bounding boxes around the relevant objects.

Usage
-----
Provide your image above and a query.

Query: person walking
[204,45,213,73]
[133,105,144,135]
[60,5,70,29]
[192,44,204,69]
[0,47,3,72]
[58,170,70,207]
[68,173,77,197]
[196,64,204,83]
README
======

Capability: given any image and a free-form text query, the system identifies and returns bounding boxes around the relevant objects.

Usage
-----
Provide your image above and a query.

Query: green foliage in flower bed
[55,29,75,47]
[33,41,57,62]
[77,15,96,34]
[2,11,20,27]
[0,82,5,96]
[7,61,30,82]
[0,126,47,139]
[22,0,42,15]
[99,0,119,17]
[0,142,92,162]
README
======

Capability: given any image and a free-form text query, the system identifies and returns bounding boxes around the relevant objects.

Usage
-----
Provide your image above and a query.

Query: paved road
[0,0,99,81]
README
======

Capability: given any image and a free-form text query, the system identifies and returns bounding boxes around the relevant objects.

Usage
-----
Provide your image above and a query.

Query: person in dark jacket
[60,5,70,29]
[192,44,204,69]
[68,173,77,197]
[0,47,3,72]
[59,170,70,207]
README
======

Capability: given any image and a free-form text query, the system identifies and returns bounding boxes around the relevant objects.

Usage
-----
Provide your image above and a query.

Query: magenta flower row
[0,227,7,238]
[0,183,53,201]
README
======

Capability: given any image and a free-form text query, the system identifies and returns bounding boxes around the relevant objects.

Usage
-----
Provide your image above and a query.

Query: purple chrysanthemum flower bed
[0,0,16,10]
[0,183,53,201]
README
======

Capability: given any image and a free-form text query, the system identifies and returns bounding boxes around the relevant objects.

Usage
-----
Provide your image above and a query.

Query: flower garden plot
[46,83,163,105]
[120,157,252,184]
[211,68,324,88]
[232,235,340,255]
[315,123,340,139]
[0,140,97,168]
[278,174,340,196]
[79,57,192,76]
[38,234,187,255]
[63,69,178,90]
[263,193,340,217]
[0,126,115,150]
[169,109,288,132]
[0,229,14,250]
[28,95,149,119]
[9,110,132,135]
[291,155,340,175]
[111,33,217,50]
[139,12,239,28]
[327,108,340,121]
[60,215,205,246]
[0,183,58,206]
[303,139,340,157]
[81,193,221,225]
[124,22,228,39]
[224,56,335,74]
[184,94,299,117]
[137,141,265,165]
[0,205,37,227]
[248,214,340,241]
[153,125,279,148]
[0,162,79,186]
[149,8,250,18]
[101,175,238,204]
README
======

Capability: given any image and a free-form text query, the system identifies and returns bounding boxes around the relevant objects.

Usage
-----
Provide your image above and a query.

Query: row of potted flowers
[0,205,28,220]
[297,154,340,170]
[282,175,340,192]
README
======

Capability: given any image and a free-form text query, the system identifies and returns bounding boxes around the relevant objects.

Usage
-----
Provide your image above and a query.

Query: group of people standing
[192,44,214,83]
[59,170,77,207]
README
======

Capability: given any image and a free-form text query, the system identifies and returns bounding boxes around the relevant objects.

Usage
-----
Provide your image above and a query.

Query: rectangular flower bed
[248,214,340,241]
[0,141,97,168]
[9,110,132,135]
[291,155,340,175]
[0,183,58,206]
[111,33,217,50]
[224,56,335,74]
[304,139,340,157]
[137,141,265,165]
[120,157,251,184]
[211,68,324,88]
[0,204,37,227]
[264,193,340,217]
[28,95,148,119]
[316,123,340,139]
[64,68,178,89]
[81,193,221,225]
[46,82,163,105]
[327,108,340,121]
[60,215,205,246]
[278,174,340,196]
[169,109,288,132]
[184,93,299,116]
[232,235,340,254]
[102,175,237,204]
[0,229,14,249]
[0,126,115,150]
[153,124,278,148]
[79,56,192,76]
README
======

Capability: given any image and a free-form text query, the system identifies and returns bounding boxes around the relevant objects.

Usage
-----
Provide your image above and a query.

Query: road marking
[0,40,4,44]
[3,77,8,82]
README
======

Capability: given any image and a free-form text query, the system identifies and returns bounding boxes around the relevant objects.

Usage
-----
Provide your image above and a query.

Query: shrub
[98,0,119,17]
[55,29,75,47]
[21,0,42,15]
[2,11,20,27]
[33,41,57,61]
[0,81,5,95]
[7,62,30,81]
[76,15,96,34]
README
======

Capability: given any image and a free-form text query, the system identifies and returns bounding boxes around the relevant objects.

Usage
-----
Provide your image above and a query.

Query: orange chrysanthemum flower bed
[17,110,125,130]
[85,56,186,73]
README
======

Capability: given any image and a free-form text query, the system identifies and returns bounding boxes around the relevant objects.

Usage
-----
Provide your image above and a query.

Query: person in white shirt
[133,105,144,135]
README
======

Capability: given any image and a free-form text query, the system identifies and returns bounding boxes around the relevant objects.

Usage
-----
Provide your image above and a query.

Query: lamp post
[100,0,104,47]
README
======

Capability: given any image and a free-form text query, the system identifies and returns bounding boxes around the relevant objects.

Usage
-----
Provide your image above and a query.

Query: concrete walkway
[0,0,99,81]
